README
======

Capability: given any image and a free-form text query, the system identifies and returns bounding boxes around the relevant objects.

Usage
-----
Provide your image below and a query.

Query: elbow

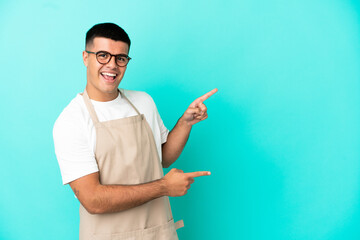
[162,160,171,168]
[82,202,102,215]
[85,205,103,215]
[81,197,105,215]
[161,152,177,168]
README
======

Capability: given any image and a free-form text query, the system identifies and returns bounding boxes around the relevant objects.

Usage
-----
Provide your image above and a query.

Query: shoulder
[53,94,89,134]
[121,89,154,101]
[121,89,156,108]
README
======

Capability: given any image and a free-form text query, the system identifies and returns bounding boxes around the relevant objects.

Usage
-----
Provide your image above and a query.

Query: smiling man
[53,23,217,240]
[84,35,129,101]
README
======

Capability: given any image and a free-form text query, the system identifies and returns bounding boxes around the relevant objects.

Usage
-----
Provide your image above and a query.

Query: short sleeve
[157,112,169,144]
[140,91,170,145]
[151,99,169,144]
[53,112,98,185]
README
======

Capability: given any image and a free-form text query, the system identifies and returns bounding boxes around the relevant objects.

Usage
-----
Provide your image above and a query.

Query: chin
[101,87,118,94]
[103,84,121,93]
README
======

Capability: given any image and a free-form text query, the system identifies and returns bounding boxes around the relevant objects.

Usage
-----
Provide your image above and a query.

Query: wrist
[158,178,169,197]
[178,117,193,129]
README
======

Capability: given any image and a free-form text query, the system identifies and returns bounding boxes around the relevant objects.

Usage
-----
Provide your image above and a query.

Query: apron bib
[79,89,184,240]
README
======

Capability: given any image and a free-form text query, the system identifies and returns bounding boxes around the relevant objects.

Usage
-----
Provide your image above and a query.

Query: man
[53,22,217,240]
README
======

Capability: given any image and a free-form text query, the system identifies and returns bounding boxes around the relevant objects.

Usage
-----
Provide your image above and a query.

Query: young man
[53,22,217,240]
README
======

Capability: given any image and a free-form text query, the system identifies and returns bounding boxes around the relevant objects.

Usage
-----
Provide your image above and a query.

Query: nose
[106,55,117,68]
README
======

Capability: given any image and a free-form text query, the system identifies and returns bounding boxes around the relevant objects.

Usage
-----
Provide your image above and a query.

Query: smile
[101,72,118,82]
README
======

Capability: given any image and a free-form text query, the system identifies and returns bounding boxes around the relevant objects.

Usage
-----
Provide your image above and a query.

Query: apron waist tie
[175,220,184,230]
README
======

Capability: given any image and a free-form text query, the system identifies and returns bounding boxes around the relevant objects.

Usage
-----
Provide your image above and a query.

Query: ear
[82,51,88,67]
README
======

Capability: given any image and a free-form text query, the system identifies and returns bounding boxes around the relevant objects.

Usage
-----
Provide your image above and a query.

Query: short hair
[85,23,131,50]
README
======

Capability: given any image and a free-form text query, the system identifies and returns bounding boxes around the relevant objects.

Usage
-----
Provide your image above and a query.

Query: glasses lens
[116,55,129,67]
[96,52,110,64]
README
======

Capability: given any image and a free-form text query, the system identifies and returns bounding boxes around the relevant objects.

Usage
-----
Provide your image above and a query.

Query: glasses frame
[85,50,132,67]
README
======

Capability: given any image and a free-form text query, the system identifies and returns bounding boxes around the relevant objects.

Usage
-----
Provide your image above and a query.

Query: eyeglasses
[86,50,132,67]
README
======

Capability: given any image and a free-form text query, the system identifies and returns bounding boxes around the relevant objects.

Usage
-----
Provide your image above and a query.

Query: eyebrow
[98,50,128,56]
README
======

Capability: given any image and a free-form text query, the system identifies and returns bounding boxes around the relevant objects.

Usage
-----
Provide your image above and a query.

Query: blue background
[1,0,360,239]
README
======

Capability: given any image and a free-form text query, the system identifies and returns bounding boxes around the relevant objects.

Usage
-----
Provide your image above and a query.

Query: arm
[161,119,192,168]
[69,172,166,214]
[161,88,218,168]
[69,169,210,214]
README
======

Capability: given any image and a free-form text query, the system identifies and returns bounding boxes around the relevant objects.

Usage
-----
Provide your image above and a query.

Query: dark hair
[85,23,131,50]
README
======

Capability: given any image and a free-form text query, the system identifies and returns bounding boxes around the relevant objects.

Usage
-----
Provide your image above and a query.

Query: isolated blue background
[1,0,360,239]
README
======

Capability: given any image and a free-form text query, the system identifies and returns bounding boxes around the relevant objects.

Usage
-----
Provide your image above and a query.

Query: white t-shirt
[53,89,169,185]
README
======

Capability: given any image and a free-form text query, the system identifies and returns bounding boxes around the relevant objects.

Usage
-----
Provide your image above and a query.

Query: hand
[162,168,211,197]
[180,88,218,126]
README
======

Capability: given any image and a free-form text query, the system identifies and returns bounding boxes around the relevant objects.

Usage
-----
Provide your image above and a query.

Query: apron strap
[82,89,100,124]
[119,89,142,116]
[81,88,142,124]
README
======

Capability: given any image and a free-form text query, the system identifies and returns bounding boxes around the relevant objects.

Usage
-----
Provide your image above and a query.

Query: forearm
[162,118,192,168]
[88,179,167,214]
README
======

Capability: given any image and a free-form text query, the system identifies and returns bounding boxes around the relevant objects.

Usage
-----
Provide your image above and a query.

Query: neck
[85,85,119,102]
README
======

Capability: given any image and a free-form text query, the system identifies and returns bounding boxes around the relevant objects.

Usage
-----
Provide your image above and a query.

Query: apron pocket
[92,218,178,240]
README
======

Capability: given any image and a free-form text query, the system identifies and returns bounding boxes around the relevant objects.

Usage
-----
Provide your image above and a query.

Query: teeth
[102,72,116,77]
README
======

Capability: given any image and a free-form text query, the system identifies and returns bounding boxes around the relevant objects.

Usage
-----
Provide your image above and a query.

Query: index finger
[185,171,211,178]
[197,88,218,102]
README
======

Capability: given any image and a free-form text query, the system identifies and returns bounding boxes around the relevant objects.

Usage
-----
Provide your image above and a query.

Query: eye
[117,56,127,62]
[97,52,109,59]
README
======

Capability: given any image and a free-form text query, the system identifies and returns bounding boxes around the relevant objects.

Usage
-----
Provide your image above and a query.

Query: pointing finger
[197,88,218,102]
[185,171,211,178]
